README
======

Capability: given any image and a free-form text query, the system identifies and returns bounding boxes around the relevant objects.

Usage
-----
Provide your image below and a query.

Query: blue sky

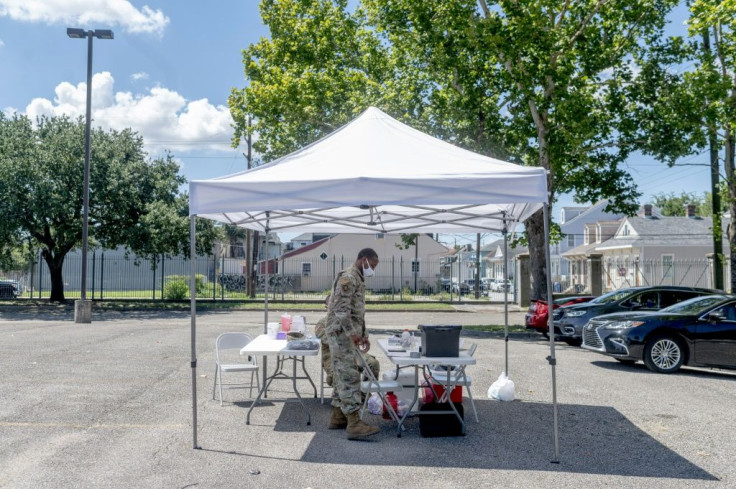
[0,1,712,246]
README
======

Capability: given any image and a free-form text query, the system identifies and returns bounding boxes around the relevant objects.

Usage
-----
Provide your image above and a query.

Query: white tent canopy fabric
[188,106,559,460]
[189,107,547,234]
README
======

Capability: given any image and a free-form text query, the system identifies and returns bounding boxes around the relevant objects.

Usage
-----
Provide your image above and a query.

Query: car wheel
[644,335,684,373]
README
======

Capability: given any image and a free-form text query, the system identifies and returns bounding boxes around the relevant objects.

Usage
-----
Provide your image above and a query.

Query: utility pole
[245,116,257,298]
[474,233,481,298]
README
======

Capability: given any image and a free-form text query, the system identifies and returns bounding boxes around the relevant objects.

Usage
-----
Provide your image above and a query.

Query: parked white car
[487,278,511,293]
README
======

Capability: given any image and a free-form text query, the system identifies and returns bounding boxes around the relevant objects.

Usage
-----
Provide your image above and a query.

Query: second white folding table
[376,338,476,437]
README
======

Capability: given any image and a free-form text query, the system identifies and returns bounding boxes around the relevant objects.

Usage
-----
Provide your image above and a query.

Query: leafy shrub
[163,274,214,299]
[401,286,413,298]
[164,279,189,300]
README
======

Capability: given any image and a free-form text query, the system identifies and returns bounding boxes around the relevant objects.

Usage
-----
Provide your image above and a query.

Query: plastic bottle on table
[401,329,411,349]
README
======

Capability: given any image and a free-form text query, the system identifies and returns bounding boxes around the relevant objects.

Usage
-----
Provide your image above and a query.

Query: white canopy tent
[188,107,560,459]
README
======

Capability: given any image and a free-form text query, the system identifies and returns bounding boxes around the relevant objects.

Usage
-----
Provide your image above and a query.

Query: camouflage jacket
[325,263,365,338]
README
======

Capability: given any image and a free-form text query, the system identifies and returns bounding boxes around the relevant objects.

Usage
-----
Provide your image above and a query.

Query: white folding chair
[357,350,403,424]
[212,333,260,406]
[428,343,479,422]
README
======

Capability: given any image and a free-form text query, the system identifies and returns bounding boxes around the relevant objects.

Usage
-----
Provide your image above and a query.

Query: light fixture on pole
[67,28,114,323]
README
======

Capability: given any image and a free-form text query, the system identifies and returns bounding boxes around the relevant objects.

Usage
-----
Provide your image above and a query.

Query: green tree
[651,191,708,216]
[231,0,678,300]
[688,0,736,289]
[632,1,736,289]
[229,0,389,160]
[0,113,218,302]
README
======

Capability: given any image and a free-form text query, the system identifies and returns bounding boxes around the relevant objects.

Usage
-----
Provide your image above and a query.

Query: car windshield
[659,295,728,314]
[590,289,634,304]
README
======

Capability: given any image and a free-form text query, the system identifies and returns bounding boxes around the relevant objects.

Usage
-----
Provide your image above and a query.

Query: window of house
[302,263,312,276]
[411,260,420,273]
[375,233,384,239]
[622,225,630,237]
[662,254,674,282]
[567,234,575,247]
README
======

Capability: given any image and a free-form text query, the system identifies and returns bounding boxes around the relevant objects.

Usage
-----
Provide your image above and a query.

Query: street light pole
[67,28,113,323]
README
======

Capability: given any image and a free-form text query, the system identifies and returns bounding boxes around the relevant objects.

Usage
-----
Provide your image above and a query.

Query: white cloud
[0,0,169,36]
[130,72,149,82]
[23,72,235,153]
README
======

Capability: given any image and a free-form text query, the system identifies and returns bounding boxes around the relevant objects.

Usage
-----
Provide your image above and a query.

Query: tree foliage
[651,191,708,216]
[231,0,682,299]
[0,113,219,301]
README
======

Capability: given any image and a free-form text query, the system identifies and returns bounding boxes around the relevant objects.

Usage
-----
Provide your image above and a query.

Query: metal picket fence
[4,251,492,301]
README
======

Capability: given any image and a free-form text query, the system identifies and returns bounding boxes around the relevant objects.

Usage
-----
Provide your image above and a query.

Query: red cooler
[431,381,463,403]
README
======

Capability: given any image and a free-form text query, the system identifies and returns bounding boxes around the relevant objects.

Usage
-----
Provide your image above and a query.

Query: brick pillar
[586,253,603,296]
[517,254,530,307]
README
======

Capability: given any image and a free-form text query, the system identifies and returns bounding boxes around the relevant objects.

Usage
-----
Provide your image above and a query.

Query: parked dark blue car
[554,286,717,345]
[581,294,736,373]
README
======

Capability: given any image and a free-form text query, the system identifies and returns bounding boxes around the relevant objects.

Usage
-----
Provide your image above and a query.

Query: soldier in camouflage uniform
[324,248,381,439]
[315,295,380,387]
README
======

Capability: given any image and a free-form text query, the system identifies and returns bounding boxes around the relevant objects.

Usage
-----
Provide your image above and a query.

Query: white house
[277,233,449,292]
[566,203,729,291]
[483,238,526,282]
[552,200,625,286]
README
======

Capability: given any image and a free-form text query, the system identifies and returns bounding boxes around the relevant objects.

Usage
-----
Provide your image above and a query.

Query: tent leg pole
[502,219,509,376]
[543,203,560,463]
[190,215,200,449]
[262,215,270,394]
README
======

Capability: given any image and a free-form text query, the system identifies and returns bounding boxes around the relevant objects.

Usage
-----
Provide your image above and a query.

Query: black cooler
[419,325,462,357]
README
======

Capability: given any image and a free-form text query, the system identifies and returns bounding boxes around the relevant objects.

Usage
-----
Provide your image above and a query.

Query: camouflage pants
[320,338,379,387]
[326,332,366,414]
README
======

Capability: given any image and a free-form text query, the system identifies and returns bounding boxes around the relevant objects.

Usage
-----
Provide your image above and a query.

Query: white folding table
[240,334,320,425]
[377,338,476,437]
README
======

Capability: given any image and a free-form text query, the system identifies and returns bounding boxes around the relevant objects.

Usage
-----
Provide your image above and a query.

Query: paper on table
[388,351,411,357]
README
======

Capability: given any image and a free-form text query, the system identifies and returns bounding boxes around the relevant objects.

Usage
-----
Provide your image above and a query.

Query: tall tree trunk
[42,250,66,302]
[725,130,736,292]
[526,210,548,301]
[703,30,724,290]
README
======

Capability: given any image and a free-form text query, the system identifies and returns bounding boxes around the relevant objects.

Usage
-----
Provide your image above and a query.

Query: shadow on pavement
[205,399,717,480]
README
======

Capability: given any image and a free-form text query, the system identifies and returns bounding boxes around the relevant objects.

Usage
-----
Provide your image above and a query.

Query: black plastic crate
[418,401,465,437]
[419,325,461,357]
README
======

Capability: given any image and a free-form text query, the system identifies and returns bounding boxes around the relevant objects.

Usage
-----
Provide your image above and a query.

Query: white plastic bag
[367,393,383,415]
[487,372,515,401]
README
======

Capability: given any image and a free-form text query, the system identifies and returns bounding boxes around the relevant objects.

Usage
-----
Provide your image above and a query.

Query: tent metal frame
[188,203,560,463]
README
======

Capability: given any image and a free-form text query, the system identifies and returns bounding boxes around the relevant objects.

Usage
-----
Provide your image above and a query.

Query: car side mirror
[707,311,726,322]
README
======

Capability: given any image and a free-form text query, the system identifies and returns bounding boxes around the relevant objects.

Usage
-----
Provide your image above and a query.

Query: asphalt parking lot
[1,305,734,488]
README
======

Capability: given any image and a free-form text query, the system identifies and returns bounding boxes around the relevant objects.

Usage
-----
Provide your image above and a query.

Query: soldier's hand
[359,338,371,353]
[350,334,363,346]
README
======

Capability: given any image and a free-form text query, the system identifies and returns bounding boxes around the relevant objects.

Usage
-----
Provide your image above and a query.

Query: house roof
[561,200,624,227]
[562,241,603,257]
[596,216,725,250]
[281,236,331,259]
[291,233,313,242]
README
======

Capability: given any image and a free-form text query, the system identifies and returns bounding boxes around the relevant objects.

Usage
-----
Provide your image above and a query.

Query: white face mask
[362,258,375,278]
